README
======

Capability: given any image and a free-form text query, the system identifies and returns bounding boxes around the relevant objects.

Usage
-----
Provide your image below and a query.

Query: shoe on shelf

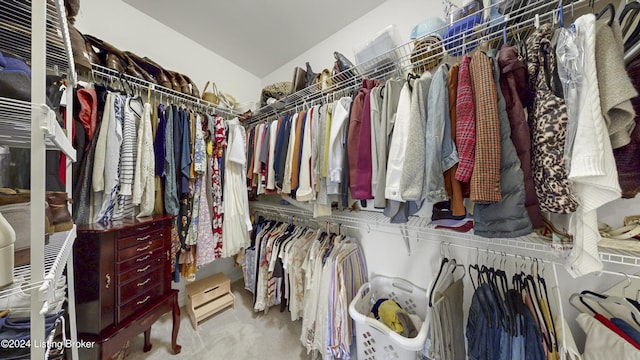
[46,192,73,233]
[600,223,640,240]
[624,215,640,226]
[0,276,31,315]
[534,216,573,244]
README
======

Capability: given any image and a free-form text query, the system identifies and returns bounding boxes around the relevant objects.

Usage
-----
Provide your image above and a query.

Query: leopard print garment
[526,24,578,214]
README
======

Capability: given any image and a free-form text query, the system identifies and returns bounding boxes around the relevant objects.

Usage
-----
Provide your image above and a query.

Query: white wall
[74,0,260,104]
[261,0,443,86]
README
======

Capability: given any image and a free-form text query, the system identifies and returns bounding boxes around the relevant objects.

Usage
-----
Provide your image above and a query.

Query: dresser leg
[143,328,152,352]
[171,293,182,354]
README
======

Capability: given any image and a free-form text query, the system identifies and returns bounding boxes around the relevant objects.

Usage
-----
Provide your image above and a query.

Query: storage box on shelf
[185,272,235,330]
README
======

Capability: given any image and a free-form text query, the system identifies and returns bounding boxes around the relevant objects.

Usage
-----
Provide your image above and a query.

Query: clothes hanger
[620,1,640,39]
[597,3,617,26]
[570,289,640,329]
[429,244,450,307]
[622,2,640,54]
[536,259,559,353]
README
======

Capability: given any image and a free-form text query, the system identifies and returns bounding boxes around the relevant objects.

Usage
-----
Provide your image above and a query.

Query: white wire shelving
[250,201,640,270]
[0,0,79,359]
[90,64,241,119]
[248,0,586,125]
[0,97,76,161]
[0,227,76,311]
[0,0,76,84]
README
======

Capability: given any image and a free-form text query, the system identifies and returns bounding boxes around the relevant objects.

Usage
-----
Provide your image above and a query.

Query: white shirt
[328,97,353,194]
[385,83,412,201]
[567,14,621,277]
[297,106,316,201]
[266,119,279,190]
[133,102,155,217]
[282,113,299,194]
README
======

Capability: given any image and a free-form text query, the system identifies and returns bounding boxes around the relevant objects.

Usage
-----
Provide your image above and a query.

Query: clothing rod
[90,63,240,117]
[593,269,640,280]
[252,208,344,232]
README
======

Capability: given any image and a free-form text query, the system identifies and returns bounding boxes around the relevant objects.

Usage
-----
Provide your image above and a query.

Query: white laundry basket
[349,276,428,360]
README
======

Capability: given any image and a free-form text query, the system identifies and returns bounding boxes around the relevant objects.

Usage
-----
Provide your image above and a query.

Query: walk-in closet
[1,0,640,359]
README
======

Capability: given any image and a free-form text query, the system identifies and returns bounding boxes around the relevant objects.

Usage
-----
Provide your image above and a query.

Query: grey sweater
[595,18,638,149]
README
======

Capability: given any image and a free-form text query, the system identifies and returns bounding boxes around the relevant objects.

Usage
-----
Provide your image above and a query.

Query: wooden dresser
[73,215,181,359]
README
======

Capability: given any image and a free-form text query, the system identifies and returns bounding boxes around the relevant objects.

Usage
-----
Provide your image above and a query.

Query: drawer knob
[136,255,151,263]
[137,278,151,287]
[137,234,151,242]
[137,225,151,231]
[137,264,151,273]
[105,274,111,289]
[137,244,151,252]
[137,295,151,305]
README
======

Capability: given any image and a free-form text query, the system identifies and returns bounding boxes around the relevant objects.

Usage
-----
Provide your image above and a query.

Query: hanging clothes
[526,23,578,214]
[210,115,226,260]
[498,44,542,229]
[94,94,124,223]
[563,15,621,277]
[348,79,378,200]
[222,119,251,258]
[469,51,502,204]
[473,49,531,238]
[133,102,155,218]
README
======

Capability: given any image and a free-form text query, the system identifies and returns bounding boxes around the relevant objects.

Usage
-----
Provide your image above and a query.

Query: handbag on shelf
[291,66,307,94]
[202,81,219,105]
[202,81,238,110]
[332,51,359,83]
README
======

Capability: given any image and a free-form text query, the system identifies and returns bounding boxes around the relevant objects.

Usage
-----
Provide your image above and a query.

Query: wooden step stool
[185,272,235,330]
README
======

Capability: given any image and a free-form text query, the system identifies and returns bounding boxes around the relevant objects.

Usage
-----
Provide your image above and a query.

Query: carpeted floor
[125,281,307,360]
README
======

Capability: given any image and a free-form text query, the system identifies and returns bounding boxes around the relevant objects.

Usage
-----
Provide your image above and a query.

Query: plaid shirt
[454,55,476,183]
[469,51,502,203]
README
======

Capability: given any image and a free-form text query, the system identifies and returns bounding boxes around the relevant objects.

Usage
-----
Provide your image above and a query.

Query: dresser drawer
[117,228,164,251]
[119,266,164,305]
[118,284,163,323]
[117,238,163,263]
[118,247,165,272]
[118,219,167,239]
[118,257,163,284]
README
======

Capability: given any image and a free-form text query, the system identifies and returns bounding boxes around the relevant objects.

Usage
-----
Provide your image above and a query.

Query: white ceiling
[123,0,386,78]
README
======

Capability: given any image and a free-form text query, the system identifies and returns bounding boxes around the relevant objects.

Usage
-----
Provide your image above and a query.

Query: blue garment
[293,112,308,195]
[180,110,192,194]
[612,317,640,345]
[154,104,166,177]
[273,117,286,185]
[163,106,179,215]
[172,105,182,189]
[523,301,546,360]
[276,115,293,189]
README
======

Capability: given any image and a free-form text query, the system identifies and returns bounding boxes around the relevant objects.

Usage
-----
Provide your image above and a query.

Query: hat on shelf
[410,17,447,73]
[410,17,447,41]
